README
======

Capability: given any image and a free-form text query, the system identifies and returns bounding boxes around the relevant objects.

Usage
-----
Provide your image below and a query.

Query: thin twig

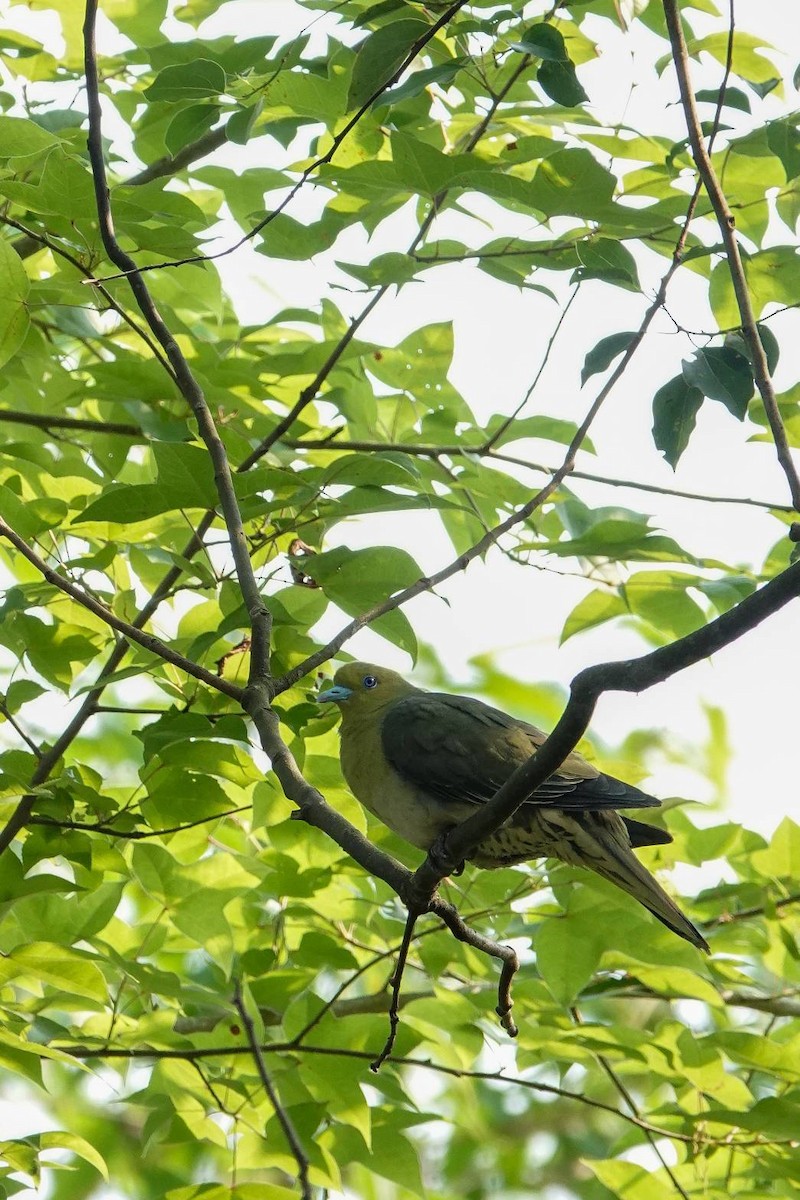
[0,701,43,758]
[703,889,800,928]
[0,407,142,437]
[29,806,249,840]
[283,436,792,513]
[233,982,312,1200]
[481,284,580,452]
[572,1007,690,1200]
[370,908,420,1071]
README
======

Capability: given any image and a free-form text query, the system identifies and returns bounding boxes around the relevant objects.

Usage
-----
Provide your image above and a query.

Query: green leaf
[391,130,466,196]
[40,1131,108,1180]
[144,59,227,102]
[589,1160,676,1200]
[513,23,569,61]
[384,58,465,106]
[694,85,751,113]
[686,31,781,86]
[347,19,429,111]
[302,545,422,657]
[0,114,60,157]
[482,414,595,452]
[164,103,220,155]
[77,443,216,523]
[624,570,707,637]
[710,246,800,326]
[581,331,637,385]
[652,374,704,468]
[560,589,628,643]
[0,944,107,1002]
[573,239,638,289]
[4,680,46,711]
[535,914,605,1005]
[227,99,264,145]
[0,239,31,368]
[682,346,754,418]
[538,59,588,107]
[529,149,615,218]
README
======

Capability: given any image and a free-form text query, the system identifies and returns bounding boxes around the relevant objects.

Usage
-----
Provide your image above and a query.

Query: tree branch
[0,407,142,438]
[48,1038,791,1150]
[662,0,800,512]
[82,0,272,687]
[408,557,800,896]
[0,517,242,699]
[283,436,792,514]
[233,982,313,1200]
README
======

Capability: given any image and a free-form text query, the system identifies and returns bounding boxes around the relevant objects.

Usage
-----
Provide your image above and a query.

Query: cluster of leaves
[0,0,799,1197]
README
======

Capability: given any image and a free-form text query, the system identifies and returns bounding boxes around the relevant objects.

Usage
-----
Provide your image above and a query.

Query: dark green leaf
[164,103,220,155]
[346,19,429,111]
[682,346,754,418]
[581,332,636,385]
[573,239,639,289]
[512,23,568,61]
[652,375,704,468]
[144,59,227,102]
[384,58,465,105]
[538,59,588,107]
[694,86,751,113]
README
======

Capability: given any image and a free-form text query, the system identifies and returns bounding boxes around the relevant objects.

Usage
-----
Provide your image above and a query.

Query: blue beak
[317,685,353,703]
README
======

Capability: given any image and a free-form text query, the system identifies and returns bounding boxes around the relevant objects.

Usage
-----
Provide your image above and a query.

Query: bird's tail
[568,813,709,952]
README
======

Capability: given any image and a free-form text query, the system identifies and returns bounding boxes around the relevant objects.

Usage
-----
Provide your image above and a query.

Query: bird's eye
[363,675,379,689]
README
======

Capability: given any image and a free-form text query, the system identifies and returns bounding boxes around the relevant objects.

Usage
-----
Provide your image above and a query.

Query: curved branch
[409,557,800,894]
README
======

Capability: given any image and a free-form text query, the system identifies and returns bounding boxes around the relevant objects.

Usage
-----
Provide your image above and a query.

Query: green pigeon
[318,661,708,951]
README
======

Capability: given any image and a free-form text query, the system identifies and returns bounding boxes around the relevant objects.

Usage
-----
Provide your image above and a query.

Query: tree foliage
[0,0,799,1197]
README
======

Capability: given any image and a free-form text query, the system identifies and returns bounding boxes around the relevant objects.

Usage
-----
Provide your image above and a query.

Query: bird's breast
[339,715,469,851]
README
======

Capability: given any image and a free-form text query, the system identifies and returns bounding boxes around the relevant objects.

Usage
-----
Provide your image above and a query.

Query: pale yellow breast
[339,711,466,851]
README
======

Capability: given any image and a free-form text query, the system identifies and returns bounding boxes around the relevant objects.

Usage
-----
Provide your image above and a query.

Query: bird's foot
[428,829,464,878]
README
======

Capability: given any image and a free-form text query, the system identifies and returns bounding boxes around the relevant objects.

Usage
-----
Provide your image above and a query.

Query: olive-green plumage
[319,662,708,952]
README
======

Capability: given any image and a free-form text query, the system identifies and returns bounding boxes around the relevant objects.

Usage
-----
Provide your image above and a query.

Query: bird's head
[317,662,416,720]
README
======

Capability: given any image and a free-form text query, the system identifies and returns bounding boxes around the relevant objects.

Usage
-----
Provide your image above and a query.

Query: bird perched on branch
[317,662,708,952]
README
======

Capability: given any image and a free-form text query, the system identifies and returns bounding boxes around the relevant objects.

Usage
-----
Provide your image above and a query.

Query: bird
[317,661,708,951]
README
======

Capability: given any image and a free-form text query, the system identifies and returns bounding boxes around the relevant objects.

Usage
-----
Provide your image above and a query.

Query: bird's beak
[317,685,353,704]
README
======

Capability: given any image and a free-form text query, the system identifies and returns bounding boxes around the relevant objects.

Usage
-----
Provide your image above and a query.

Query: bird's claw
[428,829,462,878]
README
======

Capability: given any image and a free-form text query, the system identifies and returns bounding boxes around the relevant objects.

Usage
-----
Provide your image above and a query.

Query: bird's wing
[381,693,660,812]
